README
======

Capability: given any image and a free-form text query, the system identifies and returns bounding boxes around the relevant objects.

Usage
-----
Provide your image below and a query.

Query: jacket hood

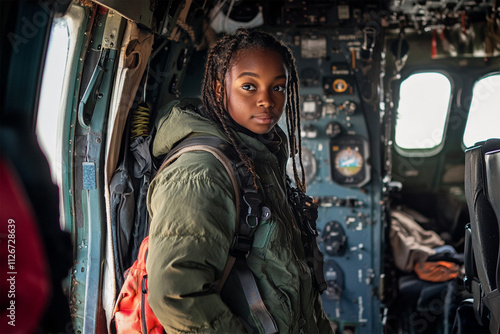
[152,98,228,158]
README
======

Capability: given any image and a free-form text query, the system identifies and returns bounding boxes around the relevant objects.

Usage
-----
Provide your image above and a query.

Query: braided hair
[201,28,306,193]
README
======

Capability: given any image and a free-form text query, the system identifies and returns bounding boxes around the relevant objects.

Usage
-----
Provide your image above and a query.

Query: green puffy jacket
[146,99,333,334]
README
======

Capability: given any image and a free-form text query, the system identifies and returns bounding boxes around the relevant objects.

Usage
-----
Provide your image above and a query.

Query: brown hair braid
[201,28,306,193]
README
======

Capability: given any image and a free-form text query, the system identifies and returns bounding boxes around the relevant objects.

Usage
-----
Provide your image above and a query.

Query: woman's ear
[215,80,222,102]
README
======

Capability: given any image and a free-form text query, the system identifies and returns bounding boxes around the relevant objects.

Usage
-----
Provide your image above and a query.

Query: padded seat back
[485,148,500,291]
[464,139,500,293]
[464,138,500,333]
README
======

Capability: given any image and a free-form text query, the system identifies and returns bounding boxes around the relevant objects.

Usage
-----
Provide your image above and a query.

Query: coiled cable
[130,102,150,141]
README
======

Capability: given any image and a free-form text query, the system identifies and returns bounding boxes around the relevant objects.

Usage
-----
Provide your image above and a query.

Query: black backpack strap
[157,136,242,282]
[235,259,279,333]
[157,136,278,334]
[159,136,263,259]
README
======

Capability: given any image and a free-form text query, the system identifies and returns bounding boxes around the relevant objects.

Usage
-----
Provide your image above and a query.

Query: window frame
[394,70,454,157]
[462,72,500,149]
[36,16,70,184]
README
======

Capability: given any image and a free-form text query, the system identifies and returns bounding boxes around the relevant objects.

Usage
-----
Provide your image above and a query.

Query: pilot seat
[459,138,500,334]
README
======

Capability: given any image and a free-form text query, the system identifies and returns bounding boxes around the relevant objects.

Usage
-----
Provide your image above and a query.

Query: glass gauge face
[286,147,317,184]
[335,148,363,176]
[330,136,370,187]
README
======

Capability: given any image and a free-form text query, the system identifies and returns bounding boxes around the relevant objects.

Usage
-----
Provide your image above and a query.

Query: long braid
[201,28,305,192]
[202,35,259,189]
[282,46,306,193]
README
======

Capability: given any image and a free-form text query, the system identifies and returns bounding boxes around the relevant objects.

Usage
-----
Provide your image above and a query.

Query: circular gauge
[341,100,357,115]
[332,78,348,93]
[323,260,344,300]
[330,136,370,187]
[325,121,342,138]
[322,221,347,256]
[335,148,363,177]
[286,147,317,184]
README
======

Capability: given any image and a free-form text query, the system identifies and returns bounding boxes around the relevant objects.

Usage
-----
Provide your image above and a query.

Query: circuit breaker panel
[278,28,385,334]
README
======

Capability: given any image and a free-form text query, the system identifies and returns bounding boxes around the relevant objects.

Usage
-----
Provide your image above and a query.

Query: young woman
[146,28,334,333]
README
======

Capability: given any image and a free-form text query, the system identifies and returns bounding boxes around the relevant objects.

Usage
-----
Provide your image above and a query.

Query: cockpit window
[395,72,452,155]
[463,74,500,148]
[36,17,69,184]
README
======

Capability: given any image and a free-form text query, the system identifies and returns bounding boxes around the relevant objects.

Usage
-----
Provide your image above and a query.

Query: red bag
[113,236,164,333]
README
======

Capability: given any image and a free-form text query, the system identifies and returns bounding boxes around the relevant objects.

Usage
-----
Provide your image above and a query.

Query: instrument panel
[279,28,384,334]
[181,26,385,334]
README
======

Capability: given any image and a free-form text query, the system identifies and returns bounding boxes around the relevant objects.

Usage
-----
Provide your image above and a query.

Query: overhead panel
[93,0,154,28]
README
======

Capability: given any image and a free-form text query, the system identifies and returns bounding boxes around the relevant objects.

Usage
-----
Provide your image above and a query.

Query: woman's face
[217,48,288,134]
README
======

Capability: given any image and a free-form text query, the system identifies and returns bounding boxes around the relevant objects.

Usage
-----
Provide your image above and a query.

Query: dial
[323,75,354,95]
[335,148,363,177]
[326,121,342,138]
[333,78,348,93]
[286,147,317,184]
[330,136,370,187]
[322,221,347,256]
[323,260,344,300]
[341,100,356,115]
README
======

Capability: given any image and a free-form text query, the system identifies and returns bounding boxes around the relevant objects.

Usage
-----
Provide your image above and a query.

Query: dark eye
[242,84,256,91]
[274,85,286,92]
